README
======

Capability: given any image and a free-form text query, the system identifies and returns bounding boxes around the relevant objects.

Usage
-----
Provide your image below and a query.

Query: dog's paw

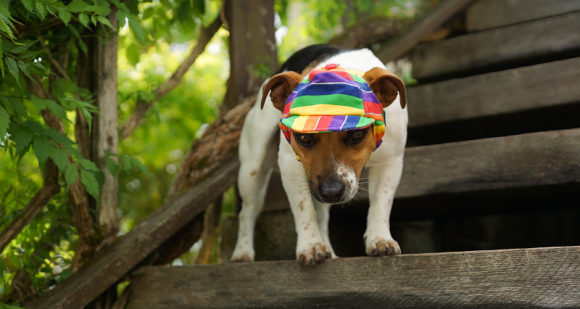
[230,253,254,263]
[365,238,401,256]
[296,243,332,267]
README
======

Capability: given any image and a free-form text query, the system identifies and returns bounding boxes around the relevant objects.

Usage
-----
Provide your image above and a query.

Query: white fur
[231,49,408,262]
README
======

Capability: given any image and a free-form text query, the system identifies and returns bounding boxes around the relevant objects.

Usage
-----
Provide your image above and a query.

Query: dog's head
[261,67,406,204]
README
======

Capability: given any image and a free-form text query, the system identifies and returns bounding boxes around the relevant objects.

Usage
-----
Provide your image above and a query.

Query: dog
[231,45,407,266]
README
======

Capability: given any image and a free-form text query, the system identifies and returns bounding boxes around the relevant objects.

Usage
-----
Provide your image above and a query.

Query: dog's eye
[346,129,368,145]
[295,133,313,146]
[352,130,365,140]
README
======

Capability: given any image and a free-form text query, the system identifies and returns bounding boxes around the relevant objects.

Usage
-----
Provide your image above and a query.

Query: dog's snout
[318,179,345,203]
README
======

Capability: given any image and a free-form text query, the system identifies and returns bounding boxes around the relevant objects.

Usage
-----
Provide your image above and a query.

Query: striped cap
[280,64,386,149]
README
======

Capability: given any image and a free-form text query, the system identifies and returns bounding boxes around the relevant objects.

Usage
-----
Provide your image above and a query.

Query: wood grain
[261,128,580,210]
[466,0,580,32]
[27,160,240,309]
[128,246,580,308]
[410,11,580,79]
[375,0,472,63]
[407,57,580,128]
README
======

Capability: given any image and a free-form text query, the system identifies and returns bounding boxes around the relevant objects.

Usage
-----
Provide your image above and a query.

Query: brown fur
[290,129,376,201]
[363,67,407,108]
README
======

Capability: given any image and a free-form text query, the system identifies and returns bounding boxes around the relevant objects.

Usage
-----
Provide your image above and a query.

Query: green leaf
[193,0,205,16]
[45,128,74,146]
[120,154,132,171]
[97,15,115,30]
[30,94,48,112]
[59,10,72,26]
[21,0,34,12]
[130,157,149,175]
[79,13,89,27]
[79,158,99,171]
[9,123,33,154]
[0,105,9,140]
[68,0,89,13]
[109,0,129,13]
[8,254,20,269]
[17,60,31,79]
[91,14,97,26]
[5,57,19,86]
[125,0,139,15]
[105,157,118,175]
[142,7,154,19]
[7,97,28,119]
[127,14,146,45]
[78,38,88,55]
[0,37,4,78]
[68,24,81,38]
[80,168,100,200]
[65,163,78,190]
[126,43,140,66]
[32,136,51,163]
[53,78,78,92]
[49,147,68,172]
[35,2,47,19]
[45,100,69,121]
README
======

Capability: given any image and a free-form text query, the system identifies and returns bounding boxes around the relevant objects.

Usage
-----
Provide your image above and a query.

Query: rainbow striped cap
[280,64,386,149]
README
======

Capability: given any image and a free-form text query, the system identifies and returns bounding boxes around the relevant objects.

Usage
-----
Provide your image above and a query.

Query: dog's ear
[261,72,303,111]
[362,67,407,109]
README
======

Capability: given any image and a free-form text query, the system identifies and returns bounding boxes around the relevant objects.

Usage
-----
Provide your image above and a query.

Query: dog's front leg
[279,146,332,266]
[365,155,403,256]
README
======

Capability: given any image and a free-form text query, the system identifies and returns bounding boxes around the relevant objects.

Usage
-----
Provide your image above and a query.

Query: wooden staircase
[127,1,580,307]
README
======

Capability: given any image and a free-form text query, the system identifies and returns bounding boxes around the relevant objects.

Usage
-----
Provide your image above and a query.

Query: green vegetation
[0,0,427,305]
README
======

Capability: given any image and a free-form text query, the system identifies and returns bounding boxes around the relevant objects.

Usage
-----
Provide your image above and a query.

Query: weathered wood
[261,128,580,213]
[27,160,240,309]
[375,0,472,63]
[411,11,580,80]
[129,246,580,308]
[466,0,580,32]
[398,128,580,198]
[407,57,580,128]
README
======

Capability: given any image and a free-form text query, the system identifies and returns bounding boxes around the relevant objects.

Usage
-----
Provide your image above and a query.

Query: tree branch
[119,16,222,140]
[39,36,70,81]
[0,160,60,253]
[25,75,99,272]
[194,196,222,264]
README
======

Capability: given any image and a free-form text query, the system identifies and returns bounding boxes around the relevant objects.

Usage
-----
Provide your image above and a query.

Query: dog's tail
[277,44,343,75]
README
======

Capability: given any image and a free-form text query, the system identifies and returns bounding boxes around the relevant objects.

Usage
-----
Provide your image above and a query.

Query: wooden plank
[375,0,472,63]
[410,11,580,80]
[128,246,580,308]
[407,57,580,128]
[262,128,580,210]
[27,160,240,309]
[467,0,580,32]
[397,128,580,198]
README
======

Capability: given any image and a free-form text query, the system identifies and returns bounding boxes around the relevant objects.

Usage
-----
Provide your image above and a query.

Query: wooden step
[466,0,580,32]
[263,128,580,213]
[128,246,580,309]
[407,57,580,128]
[410,11,580,80]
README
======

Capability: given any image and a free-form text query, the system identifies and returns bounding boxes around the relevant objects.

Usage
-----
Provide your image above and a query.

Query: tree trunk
[221,0,278,112]
[93,12,119,249]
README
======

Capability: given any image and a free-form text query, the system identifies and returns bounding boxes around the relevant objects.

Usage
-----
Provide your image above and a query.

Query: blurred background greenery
[0,0,433,304]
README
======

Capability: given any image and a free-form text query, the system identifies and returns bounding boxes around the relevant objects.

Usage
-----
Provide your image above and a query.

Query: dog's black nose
[319,180,345,203]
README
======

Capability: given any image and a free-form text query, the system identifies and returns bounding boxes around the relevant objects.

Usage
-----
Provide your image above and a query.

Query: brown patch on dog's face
[291,127,376,203]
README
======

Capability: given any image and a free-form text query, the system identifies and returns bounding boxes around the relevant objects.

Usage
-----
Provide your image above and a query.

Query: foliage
[0,0,423,305]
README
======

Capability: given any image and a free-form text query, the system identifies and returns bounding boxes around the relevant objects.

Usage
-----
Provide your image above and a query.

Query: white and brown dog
[231,45,407,266]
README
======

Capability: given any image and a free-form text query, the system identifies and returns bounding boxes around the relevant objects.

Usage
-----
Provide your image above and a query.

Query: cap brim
[281,115,374,133]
